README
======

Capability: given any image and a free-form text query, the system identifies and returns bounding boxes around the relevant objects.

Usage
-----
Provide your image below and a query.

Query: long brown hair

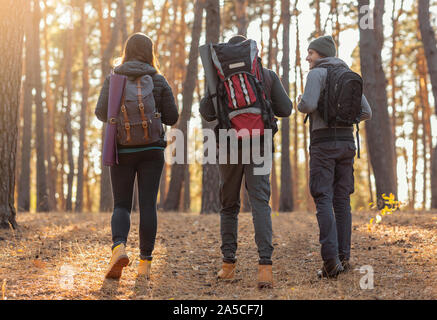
[121,33,160,73]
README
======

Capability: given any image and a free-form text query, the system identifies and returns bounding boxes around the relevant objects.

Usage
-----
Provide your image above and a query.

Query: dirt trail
[0,210,436,300]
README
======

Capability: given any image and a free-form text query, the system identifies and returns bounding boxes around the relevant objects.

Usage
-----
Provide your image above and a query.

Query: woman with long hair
[95,33,178,280]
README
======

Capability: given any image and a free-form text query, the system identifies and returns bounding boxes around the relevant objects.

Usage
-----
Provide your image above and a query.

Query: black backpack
[318,64,363,127]
[305,64,363,157]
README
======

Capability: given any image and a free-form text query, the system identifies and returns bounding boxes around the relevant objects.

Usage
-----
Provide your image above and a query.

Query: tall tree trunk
[43,0,57,211]
[99,0,121,212]
[412,94,419,210]
[358,0,397,208]
[75,0,89,213]
[133,0,145,33]
[418,0,437,209]
[417,40,433,210]
[33,0,49,212]
[155,0,169,52]
[65,26,74,212]
[0,0,26,228]
[119,0,128,47]
[279,0,294,212]
[201,0,221,214]
[235,0,248,36]
[18,0,33,212]
[164,0,203,212]
[268,0,279,212]
[314,0,321,37]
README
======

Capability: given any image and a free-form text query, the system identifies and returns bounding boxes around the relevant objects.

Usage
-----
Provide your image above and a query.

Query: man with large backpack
[298,35,372,278]
[200,35,292,288]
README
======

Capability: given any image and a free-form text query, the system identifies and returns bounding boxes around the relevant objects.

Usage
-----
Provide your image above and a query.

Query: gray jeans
[218,148,274,265]
[309,140,356,262]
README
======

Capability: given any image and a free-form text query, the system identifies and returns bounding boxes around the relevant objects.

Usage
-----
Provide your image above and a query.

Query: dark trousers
[219,147,274,265]
[109,149,164,260]
[309,140,355,262]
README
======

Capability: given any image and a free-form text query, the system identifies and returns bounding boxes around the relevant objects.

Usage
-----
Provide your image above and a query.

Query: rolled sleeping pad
[102,73,127,166]
[199,43,219,115]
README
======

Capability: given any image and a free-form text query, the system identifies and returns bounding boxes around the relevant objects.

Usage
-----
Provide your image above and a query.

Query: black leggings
[110,149,164,260]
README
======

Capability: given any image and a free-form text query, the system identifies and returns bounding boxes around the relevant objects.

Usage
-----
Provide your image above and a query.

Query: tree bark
[18,0,33,212]
[33,0,49,212]
[201,0,221,214]
[133,0,145,33]
[358,0,397,208]
[43,0,57,211]
[0,0,26,228]
[65,25,74,212]
[164,0,203,212]
[235,0,248,36]
[75,0,89,213]
[99,0,121,212]
[119,0,128,46]
[279,0,294,212]
[418,0,437,209]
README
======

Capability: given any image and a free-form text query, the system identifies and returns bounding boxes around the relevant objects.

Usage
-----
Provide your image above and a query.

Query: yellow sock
[112,244,122,252]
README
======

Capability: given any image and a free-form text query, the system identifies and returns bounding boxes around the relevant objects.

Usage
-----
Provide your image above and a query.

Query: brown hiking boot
[138,259,151,279]
[217,262,236,279]
[257,264,273,289]
[105,244,129,279]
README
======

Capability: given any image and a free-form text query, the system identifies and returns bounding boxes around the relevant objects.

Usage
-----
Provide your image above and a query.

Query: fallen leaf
[33,259,46,269]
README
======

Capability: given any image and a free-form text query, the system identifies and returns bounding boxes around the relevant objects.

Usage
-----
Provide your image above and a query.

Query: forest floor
[0,209,436,300]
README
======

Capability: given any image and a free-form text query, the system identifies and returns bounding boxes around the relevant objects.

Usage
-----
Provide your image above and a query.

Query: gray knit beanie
[308,35,337,57]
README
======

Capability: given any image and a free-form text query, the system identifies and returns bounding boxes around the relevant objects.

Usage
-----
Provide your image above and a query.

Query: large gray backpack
[116,75,162,146]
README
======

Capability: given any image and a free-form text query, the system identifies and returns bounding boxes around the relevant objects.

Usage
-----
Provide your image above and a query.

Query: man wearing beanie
[298,35,372,278]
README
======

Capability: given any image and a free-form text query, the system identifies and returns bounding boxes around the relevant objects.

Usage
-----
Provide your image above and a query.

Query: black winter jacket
[95,60,179,149]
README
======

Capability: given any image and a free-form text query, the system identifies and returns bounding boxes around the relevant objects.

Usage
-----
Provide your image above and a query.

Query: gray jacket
[297,57,372,132]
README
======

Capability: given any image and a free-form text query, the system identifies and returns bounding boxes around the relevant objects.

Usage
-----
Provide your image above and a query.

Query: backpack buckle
[142,120,148,128]
[138,103,144,110]
[154,112,161,118]
[121,105,126,112]
[124,122,130,129]
[109,117,117,124]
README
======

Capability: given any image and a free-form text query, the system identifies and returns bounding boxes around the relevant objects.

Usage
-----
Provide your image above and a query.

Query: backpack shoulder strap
[261,68,273,101]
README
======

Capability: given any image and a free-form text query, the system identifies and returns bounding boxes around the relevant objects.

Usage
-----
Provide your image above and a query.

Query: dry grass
[0,209,436,300]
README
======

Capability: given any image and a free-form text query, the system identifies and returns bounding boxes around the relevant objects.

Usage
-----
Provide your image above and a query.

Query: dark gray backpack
[116,75,162,146]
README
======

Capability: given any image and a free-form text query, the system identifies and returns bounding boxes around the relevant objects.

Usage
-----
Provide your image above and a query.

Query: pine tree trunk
[133,0,145,33]
[43,0,57,211]
[33,1,49,212]
[99,0,121,212]
[235,0,248,36]
[18,0,33,212]
[279,0,294,212]
[0,0,26,228]
[75,0,89,213]
[201,0,221,214]
[418,0,437,209]
[65,25,74,212]
[164,0,203,212]
[358,0,397,208]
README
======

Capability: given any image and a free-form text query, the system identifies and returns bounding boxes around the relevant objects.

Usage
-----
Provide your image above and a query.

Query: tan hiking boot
[105,243,129,279]
[257,264,273,288]
[217,262,236,279]
[138,259,151,279]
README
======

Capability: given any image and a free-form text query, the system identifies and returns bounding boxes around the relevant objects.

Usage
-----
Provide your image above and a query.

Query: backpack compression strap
[120,83,131,142]
[136,78,150,141]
